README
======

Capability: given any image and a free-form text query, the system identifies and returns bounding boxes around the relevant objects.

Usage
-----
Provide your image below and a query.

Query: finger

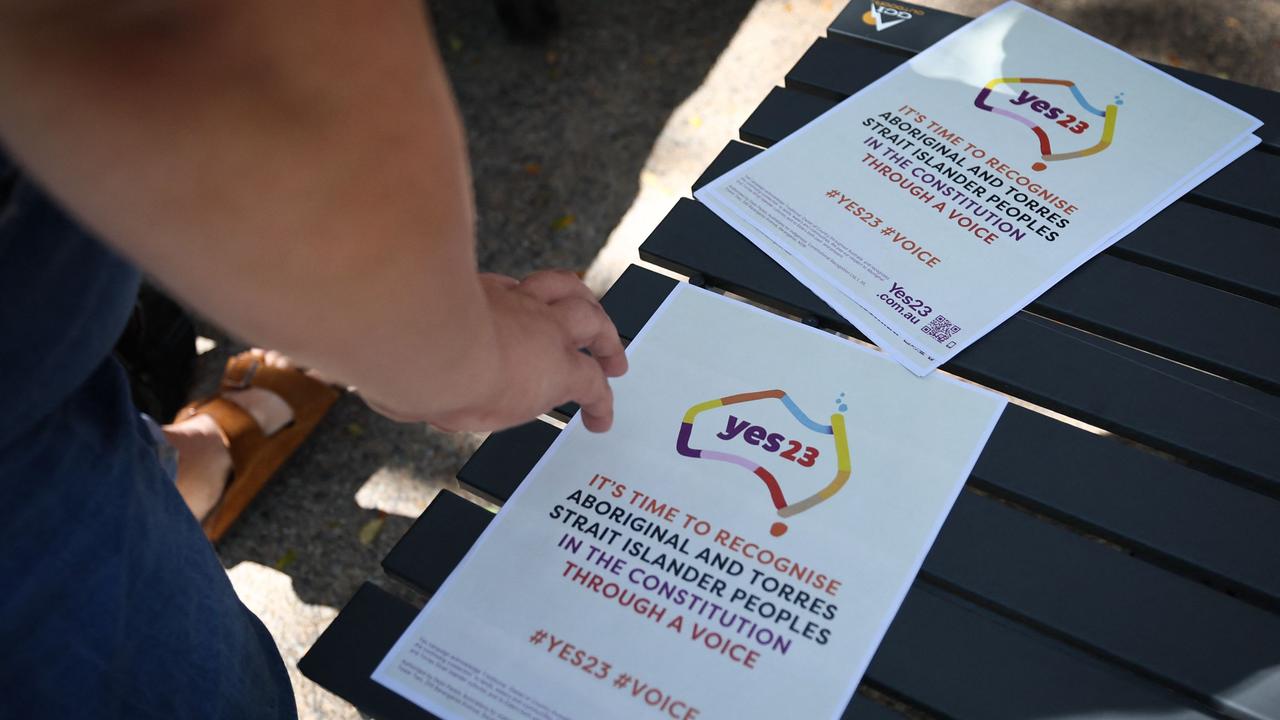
[595,351,627,378]
[480,272,520,289]
[565,350,614,432]
[548,297,628,378]
[517,270,624,375]
[516,269,600,307]
[361,395,422,423]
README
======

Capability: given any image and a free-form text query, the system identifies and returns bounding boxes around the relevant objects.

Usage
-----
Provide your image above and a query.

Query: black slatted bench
[300,3,1280,717]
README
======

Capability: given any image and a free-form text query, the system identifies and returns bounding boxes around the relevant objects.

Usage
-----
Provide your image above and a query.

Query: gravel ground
[192,2,1278,718]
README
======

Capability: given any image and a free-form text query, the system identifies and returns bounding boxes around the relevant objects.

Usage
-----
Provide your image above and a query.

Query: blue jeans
[0,158,296,719]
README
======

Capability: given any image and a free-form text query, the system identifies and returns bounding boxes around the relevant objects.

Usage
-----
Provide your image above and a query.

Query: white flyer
[373,284,1006,719]
[696,1,1261,375]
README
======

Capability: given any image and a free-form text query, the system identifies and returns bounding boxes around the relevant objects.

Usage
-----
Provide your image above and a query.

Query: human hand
[478,270,627,432]
[367,269,627,432]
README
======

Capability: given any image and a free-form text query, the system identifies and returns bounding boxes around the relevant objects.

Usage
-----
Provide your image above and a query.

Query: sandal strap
[189,396,268,473]
[242,362,337,416]
[221,352,261,391]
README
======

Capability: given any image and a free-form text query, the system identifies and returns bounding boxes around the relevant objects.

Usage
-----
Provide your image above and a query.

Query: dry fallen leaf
[358,513,387,546]
[523,162,542,176]
[274,549,297,571]
[551,213,576,231]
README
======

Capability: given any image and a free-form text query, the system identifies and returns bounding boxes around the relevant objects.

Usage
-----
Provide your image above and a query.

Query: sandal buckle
[221,356,259,391]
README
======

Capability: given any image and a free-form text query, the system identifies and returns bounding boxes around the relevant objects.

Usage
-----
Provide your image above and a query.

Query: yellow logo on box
[862,1,922,32]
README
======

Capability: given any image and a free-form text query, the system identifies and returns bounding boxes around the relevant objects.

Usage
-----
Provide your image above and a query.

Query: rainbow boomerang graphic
[676,390,851,537]
[974,78,1118,171]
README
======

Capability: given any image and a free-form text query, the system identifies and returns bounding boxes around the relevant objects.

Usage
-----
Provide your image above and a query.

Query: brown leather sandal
[174,351,341,541]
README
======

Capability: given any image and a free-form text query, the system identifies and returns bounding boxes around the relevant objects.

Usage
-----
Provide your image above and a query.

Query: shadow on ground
[435,0,761,276]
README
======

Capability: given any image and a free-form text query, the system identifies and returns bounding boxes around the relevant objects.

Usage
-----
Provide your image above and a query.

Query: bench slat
[933,493,1280,719]
[1193,150,1280,226]
[873,586,1211,720]
[298,583,440,720]
[785,36,906,102]
[842,695,909,720]
[382,490,493,593]
[976,405,1280,611]
[639,201,1280,492]
[696,139,1280,308]
[1033,254,1280,394]
[1026,310,1280,420]
[1111,203,1280,308]
[456,422,560,505]
[599,265,680,340]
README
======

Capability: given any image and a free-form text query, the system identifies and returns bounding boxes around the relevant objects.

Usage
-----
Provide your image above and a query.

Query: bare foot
[164,349,302,521]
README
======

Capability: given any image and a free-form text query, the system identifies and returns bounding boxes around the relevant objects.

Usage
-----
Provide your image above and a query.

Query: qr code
[922,315,960,343]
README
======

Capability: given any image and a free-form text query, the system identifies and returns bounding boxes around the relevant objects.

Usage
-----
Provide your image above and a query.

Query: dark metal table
[300,3,1280,717]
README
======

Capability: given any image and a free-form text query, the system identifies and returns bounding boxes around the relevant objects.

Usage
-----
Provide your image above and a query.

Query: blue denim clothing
[0,157,296,719]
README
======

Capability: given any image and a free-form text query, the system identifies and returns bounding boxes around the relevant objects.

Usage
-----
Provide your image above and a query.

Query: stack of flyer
[698,1,1260,375]
[370,3,1259,718]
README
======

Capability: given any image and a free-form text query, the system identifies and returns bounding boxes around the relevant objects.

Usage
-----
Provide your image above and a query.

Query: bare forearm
[0,0,511,419]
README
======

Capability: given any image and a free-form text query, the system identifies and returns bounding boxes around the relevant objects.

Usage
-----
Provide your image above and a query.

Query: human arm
[0,0,624,430]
